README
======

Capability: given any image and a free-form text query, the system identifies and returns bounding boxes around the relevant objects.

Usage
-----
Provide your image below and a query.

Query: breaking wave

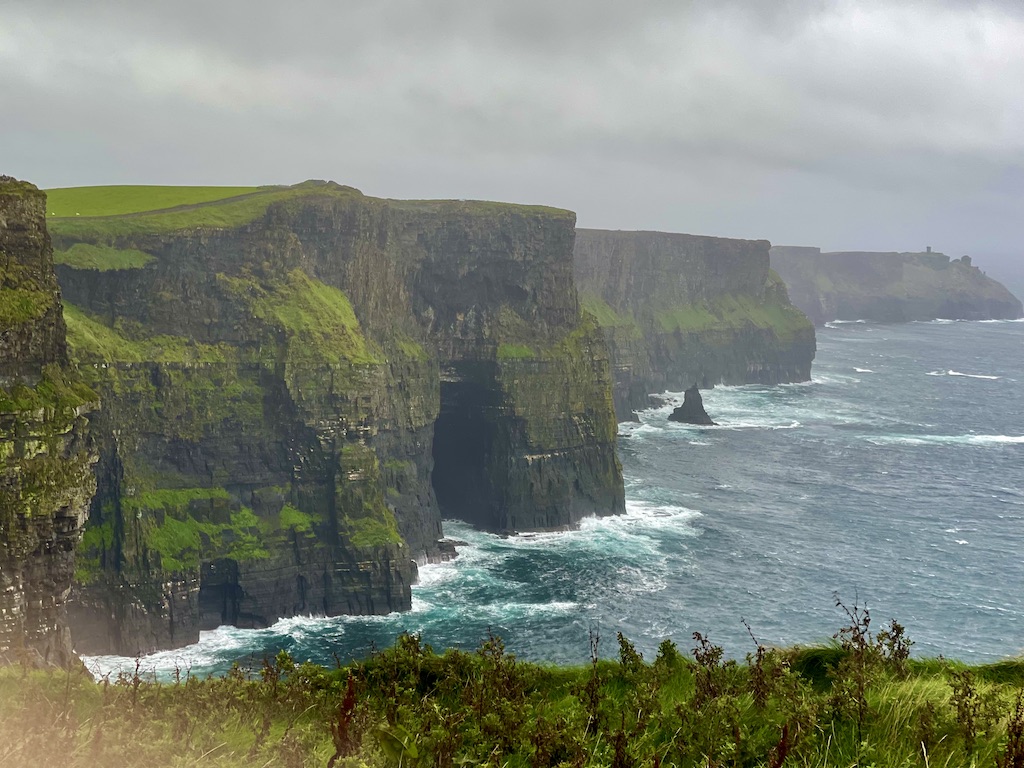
[927,370,1001,380]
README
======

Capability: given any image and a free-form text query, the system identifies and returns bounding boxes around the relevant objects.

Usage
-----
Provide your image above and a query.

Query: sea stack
[668,385,715,425]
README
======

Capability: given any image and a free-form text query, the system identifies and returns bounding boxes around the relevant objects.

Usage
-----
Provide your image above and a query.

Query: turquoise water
[86,319,1024,678]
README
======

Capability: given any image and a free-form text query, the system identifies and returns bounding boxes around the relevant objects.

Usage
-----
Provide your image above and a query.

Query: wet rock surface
[667,385,715,425]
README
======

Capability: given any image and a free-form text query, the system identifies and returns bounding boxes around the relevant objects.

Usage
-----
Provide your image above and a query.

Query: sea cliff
[0,176,97,667]
[48,182,624,655]
[771,246,1024,325]
[574,230,815,418]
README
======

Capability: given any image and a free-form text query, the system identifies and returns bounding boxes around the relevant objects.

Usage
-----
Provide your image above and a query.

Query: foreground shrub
[1,602,1023,767]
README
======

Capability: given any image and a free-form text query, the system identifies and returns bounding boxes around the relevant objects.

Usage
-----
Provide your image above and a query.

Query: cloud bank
[2,0,1022,259]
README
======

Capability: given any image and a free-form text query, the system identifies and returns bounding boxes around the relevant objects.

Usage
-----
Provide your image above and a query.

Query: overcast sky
[2,1,1022,273]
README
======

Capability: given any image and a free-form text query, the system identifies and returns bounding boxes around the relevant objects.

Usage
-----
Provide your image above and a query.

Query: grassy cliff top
[390,197,575,220]
[44,182,574,240]
[45,185,273,217]
[45,183,347,239]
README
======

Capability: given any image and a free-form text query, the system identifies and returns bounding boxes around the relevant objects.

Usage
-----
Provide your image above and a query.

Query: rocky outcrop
[51,183,624,655]
[667,385,715,426]
[0,176,97,667]
[771,246,1024,325]
[574,230,816,419]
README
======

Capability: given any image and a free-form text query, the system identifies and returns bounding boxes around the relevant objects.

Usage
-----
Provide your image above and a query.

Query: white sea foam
[84,623,262,681]
[967,435,1024,445]
[854,367,875,373]
[948,370,1001,380]
[915,318,1024,325]
[824,319,868,328]
[416,559,462,588]
[811,374,861,385]
[927,370,1001,380]
[864,433,1024,447]
[635,422,667,434]
[706,420,802,431]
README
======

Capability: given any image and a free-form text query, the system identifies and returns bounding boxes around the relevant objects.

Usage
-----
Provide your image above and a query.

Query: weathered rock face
[52,184,624,655]
[771,246,1024,325]
[574,230,816,419]
[667,385,715,426]
[0,176,97,667]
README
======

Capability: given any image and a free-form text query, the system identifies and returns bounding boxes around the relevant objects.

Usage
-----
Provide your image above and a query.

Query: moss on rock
[53,243,154,271]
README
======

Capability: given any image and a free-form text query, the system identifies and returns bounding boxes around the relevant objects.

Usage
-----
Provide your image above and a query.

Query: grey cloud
[1,0,1022,265]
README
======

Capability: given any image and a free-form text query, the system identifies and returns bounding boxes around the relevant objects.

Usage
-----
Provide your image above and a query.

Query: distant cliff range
[574,230,816,419]
[771,246,1023,326]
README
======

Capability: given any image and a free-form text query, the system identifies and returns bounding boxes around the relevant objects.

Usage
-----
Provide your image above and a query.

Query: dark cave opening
[431,377,501,530]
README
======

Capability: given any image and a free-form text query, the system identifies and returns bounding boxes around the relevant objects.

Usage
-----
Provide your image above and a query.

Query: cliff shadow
[431,367,504,531]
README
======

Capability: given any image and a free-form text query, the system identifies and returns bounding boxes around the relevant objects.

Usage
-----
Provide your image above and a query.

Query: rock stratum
[574,230,816,419]
[0,177,97,667]
[771,246,1024,325]
[43,181,624,656]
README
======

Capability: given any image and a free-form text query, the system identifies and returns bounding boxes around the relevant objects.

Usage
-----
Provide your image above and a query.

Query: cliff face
[0,176,97,667]
[574,230,816,419]
[771,246,1024,325]
[51,183,624,655]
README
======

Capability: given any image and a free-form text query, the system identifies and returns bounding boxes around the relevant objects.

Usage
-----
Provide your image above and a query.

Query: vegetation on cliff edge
[218,269,381,366]
[655,293,812,340]
[0,363,96,420]
[44,182,571,240]
[2,603,1024,768]
[54,243,155,271]
[45,185,268,217]
[46,186,356,239]
[64,303,235,365]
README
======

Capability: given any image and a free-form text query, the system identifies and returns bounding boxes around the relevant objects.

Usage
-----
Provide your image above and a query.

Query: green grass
[44,185,266,217]
[63,304,234,364]
[345,512,402,548]
[53,243,154,271]
[65,274,378,368]
[393,333,429,361]
[121,488,270,571]
[656,292,812,339]
[496,342,536,359]
[47,185,363,239]
[579,292,643,341]
[390,197,575,220]
[278,504,314,533]
[45,183,570,240]
[580,292,633,328]
[122,487,232,514]
[0,364,96,417]
[219,269,380,365]
[0,288,53,327]
[3,629,1024,768]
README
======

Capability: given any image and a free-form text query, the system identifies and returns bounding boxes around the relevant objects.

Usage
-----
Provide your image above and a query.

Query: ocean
[86,319,1024,678]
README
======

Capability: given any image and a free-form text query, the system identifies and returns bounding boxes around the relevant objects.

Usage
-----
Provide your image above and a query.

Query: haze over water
[87,320,1024,678]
